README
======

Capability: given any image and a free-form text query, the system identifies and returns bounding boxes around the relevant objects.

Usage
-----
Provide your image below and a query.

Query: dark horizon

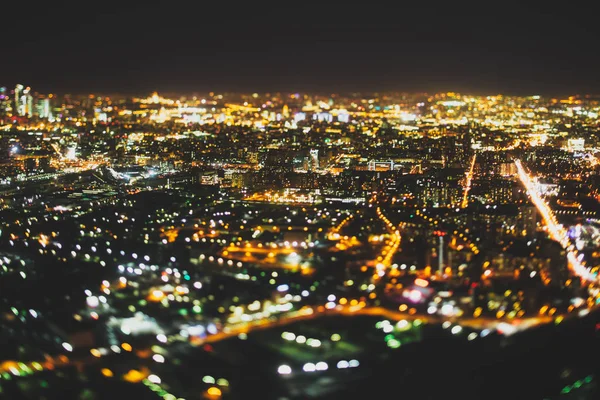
[5,86,600,99]
[3,3,600,96]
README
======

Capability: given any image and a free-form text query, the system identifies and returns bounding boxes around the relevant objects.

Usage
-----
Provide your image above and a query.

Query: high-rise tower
[14,84,23,115]
[309,149,319,171]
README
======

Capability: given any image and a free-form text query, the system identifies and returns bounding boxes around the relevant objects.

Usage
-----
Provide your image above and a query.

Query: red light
[595,323,600,331]
[414,278,429,288]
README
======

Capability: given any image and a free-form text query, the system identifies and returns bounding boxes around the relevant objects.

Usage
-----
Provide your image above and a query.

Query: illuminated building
[368,160,394,171]
[313,112,332,122]
[434,230,446,275]
[14,83,23,115]
[472,179,513,204]
[14,85,34,117]
[567,138,584,152]
[309,149,319,171]
[25,87,33,117]
[0,86,10,119]
[337,112,350,123]
[294,112,306,122]
[499,162,517,177]
[35,97,51,119]
[200,171,219,186]
[66,145,77,160]
[416,175,462,207]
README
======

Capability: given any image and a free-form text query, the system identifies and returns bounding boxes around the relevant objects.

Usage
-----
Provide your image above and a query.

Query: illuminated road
[461,153,477,208]
[334,306,552,332]
[327,213,354,240]
[191,306,318,345]
[188,304,552,347]
[375,207,402,268]
[219,245,315,274]
[514,159,595,282]
[0,353,82,378]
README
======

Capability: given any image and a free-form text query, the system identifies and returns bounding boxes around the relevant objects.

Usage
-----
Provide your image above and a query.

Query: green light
[184,275,190,281]
[193,305,202,313]
[217,378,229,386]
[387,339,401,349]
[384,334,395,342]
[573,380,582,389]
[18,364,31,374]
[178,309,188,316]
[561,386,571,394]
[584,375,593,383]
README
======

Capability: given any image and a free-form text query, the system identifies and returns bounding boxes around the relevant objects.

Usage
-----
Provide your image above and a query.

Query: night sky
[3,3,600,95]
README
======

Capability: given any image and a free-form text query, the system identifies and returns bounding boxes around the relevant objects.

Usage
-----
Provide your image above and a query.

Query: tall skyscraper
[0,87,9,118]
[35,97,51,119]
[15,85,33,117]
[14,84,23,115]
[309,149,319,171]
[25,87,33,117]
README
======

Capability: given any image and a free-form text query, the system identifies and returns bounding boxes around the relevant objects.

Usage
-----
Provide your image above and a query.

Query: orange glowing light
[414,278,429,287]
[207,387,222,397]
[123,369,146,383]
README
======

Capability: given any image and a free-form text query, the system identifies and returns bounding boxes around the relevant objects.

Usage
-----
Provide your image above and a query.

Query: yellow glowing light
[148,290,165,301]
[90,349,101,358]
[123,369,145,383]
[207,387,222,397]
